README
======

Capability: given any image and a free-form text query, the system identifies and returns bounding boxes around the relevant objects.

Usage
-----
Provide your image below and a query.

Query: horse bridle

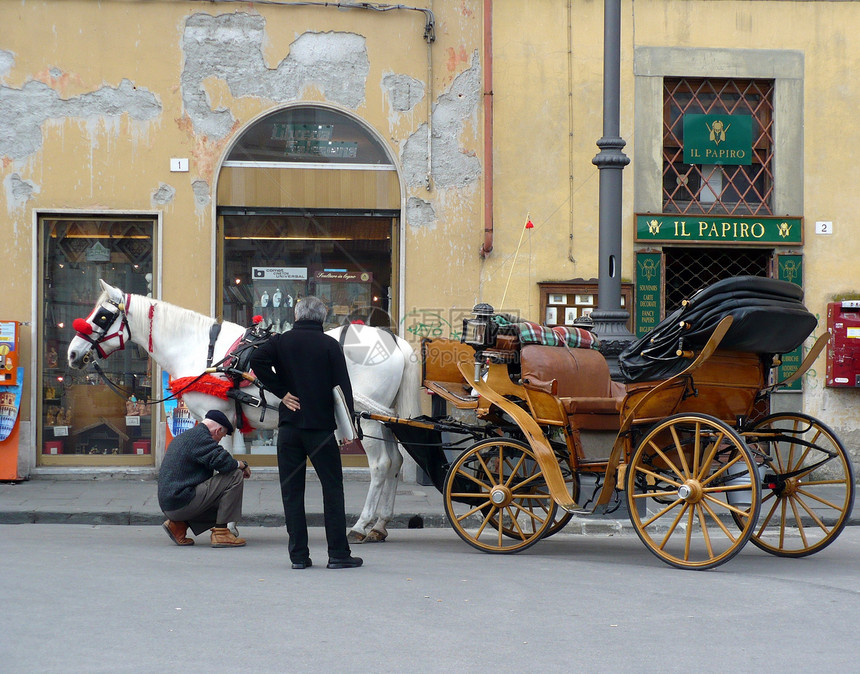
[72,295,132,361]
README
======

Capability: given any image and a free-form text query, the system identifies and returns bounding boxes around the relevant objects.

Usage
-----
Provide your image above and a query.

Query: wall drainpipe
[480,0,494,258]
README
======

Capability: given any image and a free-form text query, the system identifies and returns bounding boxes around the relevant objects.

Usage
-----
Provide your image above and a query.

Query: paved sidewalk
[0,469,449,529]
[0,469,636,535]
[2,471,855,536]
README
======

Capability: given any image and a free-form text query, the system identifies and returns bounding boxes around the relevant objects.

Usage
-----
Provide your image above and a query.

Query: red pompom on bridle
[252,315,263,324]
[73,318,93,335]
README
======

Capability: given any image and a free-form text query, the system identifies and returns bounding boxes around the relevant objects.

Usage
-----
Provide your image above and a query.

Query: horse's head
[67,279,132,369]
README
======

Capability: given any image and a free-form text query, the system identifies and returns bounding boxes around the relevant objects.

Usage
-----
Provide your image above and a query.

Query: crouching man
[158,409,251,548]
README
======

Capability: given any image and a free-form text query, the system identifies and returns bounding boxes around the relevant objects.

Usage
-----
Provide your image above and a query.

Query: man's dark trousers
[277,425,351,563]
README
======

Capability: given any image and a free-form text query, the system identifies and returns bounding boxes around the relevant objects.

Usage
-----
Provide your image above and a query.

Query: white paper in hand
[333,385,356,443]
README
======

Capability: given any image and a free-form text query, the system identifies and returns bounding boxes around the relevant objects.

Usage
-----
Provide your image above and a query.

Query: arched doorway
[215,105,401,461]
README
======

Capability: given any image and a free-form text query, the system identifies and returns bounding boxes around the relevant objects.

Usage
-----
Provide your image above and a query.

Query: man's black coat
[249,319,354,430]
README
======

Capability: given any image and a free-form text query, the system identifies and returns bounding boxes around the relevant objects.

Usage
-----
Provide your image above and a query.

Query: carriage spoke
[649,439,685,481]
[700,498,738,539]
[695,433,723,482]
[700,453,744,488]
[789,496,809,548]
[455,500,493,523]
[683,505,695,561]
[658,502,688,550]
[642,498,684,528]
[451,465,493,490]
[632,465,684,490]
[695,503,715,559]
[793,493,832,534]
[669,426,691,478]
[701,492,751,519]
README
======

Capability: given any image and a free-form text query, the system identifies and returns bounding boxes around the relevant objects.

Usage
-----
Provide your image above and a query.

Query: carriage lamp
[462,303,497,350]
[462,303,497,382]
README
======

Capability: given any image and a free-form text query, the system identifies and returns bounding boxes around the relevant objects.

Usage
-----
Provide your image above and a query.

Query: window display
[40,217,155,464]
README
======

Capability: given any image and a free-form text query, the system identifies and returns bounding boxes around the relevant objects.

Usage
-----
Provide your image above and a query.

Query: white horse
[66,279,421,543]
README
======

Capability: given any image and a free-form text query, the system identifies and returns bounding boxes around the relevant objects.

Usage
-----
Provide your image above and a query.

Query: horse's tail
[393,335,422,420]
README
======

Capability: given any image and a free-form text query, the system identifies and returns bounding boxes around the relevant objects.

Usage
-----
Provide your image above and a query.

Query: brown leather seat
[520,345,624,429]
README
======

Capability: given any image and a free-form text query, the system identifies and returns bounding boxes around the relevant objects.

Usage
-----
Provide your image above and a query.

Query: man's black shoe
[291,559,312,569]
[327,556,363,569]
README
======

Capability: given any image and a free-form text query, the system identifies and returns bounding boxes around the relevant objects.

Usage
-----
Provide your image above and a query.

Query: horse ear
[99,279,122,302]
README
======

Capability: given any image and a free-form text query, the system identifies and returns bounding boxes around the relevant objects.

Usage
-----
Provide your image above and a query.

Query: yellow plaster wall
[0,0,483,429]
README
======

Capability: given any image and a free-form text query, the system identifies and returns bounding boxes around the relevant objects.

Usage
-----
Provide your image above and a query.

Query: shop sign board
[252,267,308,280]
[683,114,753,165]
[635,215,802,245]
[635,253,663,337]
[314,271,373,283]
[776,254,804,391]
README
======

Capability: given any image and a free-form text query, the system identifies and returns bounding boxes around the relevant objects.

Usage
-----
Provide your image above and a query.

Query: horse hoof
[365,530,388,543]
[347,530,366,544]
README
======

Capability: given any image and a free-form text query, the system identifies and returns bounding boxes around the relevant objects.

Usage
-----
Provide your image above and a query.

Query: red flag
[525,218,534,229]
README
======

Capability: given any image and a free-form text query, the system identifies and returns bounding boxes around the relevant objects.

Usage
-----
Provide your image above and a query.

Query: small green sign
[777,254,804,391]
[635,215,802,245]
[635,252,662,337]
[684,114,753,166]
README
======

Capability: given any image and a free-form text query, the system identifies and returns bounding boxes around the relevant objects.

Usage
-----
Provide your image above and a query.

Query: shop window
[221,213,395,331]
[663,78,774,216]
[40,217,156,464]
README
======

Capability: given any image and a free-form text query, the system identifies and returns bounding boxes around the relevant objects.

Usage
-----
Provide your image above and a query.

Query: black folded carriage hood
[618,276,817,383]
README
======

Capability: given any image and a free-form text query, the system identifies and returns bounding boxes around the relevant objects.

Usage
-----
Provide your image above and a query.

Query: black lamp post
[589,0,635,378]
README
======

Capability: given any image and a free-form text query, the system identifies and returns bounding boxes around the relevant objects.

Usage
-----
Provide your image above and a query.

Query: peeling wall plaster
[401,51,481,190]
[152,182,176,205]
[181,13,370,139]
[406,196,435,228]
[4,173,39,211]
[192,179,211,207]
[0,77,161,160]
[383,72,425,113]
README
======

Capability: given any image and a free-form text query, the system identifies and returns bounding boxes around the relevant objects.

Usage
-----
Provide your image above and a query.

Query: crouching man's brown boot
[210,527,246,548]
[163,520,194,546]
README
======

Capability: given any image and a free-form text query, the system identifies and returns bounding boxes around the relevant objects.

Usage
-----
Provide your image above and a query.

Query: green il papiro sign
[635,215,802,245]
[683,114,753,166]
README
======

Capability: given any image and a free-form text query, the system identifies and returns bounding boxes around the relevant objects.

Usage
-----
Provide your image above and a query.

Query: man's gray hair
[295,296,327,323]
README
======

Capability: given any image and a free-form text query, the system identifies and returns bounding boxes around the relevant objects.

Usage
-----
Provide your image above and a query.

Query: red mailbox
[826,301,860,387]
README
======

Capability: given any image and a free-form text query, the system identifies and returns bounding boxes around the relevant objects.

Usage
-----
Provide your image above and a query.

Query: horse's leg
[364,435,403,543]
[347,428,386,543]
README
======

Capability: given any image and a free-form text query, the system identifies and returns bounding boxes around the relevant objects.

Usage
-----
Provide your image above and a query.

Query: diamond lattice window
[663,78,774,215]
[664,247,771,311]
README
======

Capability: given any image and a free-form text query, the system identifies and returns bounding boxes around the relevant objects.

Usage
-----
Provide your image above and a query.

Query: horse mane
[123,292,217,347]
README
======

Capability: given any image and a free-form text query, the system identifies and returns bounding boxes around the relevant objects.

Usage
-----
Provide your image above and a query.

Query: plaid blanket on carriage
[494,316,599,350]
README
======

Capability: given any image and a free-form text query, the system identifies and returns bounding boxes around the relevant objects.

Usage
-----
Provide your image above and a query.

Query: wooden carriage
[373,277,855,570]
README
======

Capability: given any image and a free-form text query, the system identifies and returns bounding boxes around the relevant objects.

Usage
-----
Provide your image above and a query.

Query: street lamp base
[589,308,636,381]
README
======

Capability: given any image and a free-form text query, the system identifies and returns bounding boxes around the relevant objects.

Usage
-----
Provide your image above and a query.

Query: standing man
[250,296,362,570]
[158,409,250,548]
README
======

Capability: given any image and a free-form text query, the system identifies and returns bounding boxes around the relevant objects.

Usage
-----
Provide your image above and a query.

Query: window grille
[663,78,774,215]
[664,247,771,311]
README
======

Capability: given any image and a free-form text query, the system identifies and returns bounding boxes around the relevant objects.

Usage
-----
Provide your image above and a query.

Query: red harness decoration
[168,375,255,433]
[169,374,233,399]
[148,302,155,353]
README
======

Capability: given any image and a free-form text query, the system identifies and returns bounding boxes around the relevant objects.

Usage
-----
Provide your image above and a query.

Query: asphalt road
[3,524,860,673]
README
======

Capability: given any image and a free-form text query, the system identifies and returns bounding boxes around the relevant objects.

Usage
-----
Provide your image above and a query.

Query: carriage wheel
[737,413,855,557]
[443,438,557,553]
[626,413,760,570]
